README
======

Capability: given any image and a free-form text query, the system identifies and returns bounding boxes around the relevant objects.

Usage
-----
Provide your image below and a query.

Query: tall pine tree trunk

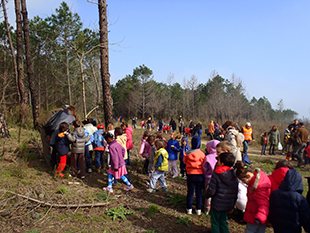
[2,0,20,103]
[21,0,39,128]
[98,0,113,127]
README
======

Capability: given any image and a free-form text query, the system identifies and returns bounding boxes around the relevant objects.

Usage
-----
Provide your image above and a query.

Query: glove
[254,219,261,224]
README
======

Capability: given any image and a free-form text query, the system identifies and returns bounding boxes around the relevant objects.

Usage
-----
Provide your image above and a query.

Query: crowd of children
[50,115,310,233]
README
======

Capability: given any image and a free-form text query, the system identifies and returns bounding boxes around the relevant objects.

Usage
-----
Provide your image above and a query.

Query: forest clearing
[0,126,309,233]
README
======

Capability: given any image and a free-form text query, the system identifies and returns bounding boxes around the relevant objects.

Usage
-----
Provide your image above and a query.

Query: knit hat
[97,124,104,129]
[191,135,201,149]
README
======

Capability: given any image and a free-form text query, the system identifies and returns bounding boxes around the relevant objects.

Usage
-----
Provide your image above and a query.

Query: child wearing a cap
[93,124,105,172]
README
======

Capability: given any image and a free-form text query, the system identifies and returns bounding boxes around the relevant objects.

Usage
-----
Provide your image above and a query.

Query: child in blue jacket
[92,124,105,172]
[179,137,190,178]
[166,132,180,178]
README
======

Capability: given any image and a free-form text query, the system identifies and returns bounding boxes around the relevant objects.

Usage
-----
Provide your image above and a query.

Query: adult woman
[222,120,243,162]
[268,125,280,155]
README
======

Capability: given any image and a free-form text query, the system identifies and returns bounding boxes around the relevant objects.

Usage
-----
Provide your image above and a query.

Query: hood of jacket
[248,168,271,193]
[279,169,303,193]
[75,127,85,138]
[181,136,189,147]
[191,135,201,149]
[117,134,127,145]
[215,168,237,186]
[207,140,220,154]
[125,126,133,135]
[269,167,290,190]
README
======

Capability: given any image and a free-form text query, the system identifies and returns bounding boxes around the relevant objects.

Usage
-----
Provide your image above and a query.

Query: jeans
[261,145,267,155]
[243,140,250,155]
[125,150,131,166]
[150,170,167,190]
[95,150,104,168]
[292,143,307,166]
[245,223,266,233]
[179,160,186,177]
[186,174,204,210]
[269,143,276,155]
[84,146,91,169]
[210,209,229,233]
[168,159,178,176]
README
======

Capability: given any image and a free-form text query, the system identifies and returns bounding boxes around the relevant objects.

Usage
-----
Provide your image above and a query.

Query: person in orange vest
[241,122,255,155]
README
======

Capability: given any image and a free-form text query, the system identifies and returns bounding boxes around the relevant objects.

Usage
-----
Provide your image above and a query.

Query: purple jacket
[203,140,220,183]
[139,137,152,158]
[109,139,125,170]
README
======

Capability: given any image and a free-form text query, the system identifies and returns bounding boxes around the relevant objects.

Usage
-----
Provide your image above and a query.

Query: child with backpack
[66,120,91,178]
[102,132,134,193]
[92,124,105,173]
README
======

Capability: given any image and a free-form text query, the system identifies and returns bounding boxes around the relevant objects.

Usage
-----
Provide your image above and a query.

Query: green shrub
[146,205,159,215]
[105,206,135,221]
[175,216,192,227]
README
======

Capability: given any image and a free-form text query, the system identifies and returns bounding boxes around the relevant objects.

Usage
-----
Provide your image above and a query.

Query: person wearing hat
[241,122,255,156]
[93,124,105,172]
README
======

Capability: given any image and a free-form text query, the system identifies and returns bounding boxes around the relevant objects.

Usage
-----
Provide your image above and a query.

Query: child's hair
[234,161,254,180]
[182,138,187,144]
[222,120,234,130]
[72,120,82,128]
[155,131,163,139]
[114,127,123,137]
[147,135,156,143]
[263,132,267,136]
[104,131,114,141]
[275,159,294,170]
[175,132,182,140]
[155,139,165,149]
[143,130,150,138]
[216,141,231,152]
[121,122,128,128]
[218,152,235,167]
[59,122,69,133]
[106,123,114,131]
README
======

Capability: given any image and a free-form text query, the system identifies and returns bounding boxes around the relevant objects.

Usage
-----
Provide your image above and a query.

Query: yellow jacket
[153,148,169,171]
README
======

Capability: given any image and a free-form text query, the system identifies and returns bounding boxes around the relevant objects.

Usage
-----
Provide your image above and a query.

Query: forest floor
[0,127,309,233]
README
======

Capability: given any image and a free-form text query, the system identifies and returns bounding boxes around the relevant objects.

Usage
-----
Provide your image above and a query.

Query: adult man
[241,122,255,155]
[158,118,164,131]
[288,119,299,132]
[292,122,308,167]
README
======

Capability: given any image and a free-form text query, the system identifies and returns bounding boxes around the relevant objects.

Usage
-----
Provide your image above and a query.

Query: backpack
[44,110,63,135]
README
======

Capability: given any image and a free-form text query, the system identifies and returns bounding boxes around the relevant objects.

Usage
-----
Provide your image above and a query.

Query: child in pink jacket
[235,161,271,233]
[139,130,151,174]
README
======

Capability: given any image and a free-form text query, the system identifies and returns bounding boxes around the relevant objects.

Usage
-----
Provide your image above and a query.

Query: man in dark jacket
[204,152,238,233]
[269,169,310,233]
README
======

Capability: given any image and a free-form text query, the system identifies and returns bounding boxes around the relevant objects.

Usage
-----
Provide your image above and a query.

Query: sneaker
[196,209,201,216]
[81,176,85,179]
[145,180,150,185]
[77,170,81,174]
[96,167,101,173]
[124,185,134,191]
[87,168,92,173]
[172,174,178,178]
[103,186,113,193]
[186,209,192,215]
[147,188,156,193]
[160,188,167,192]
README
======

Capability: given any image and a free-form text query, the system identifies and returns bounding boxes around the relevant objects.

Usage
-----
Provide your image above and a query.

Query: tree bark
[98,0,113,127]
[21,0,39,128]
[79,56,87,118]
[14,0,25,107]
[0,105,10,138]
[2,0,20,103]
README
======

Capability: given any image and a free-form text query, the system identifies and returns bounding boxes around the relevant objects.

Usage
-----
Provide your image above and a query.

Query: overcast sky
[2,0,310,119]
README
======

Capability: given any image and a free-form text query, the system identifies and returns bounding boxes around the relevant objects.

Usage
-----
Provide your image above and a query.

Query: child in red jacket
[235,161,271,233]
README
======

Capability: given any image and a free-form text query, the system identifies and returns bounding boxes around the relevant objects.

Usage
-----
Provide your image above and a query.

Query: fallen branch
[0,190,108,208]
